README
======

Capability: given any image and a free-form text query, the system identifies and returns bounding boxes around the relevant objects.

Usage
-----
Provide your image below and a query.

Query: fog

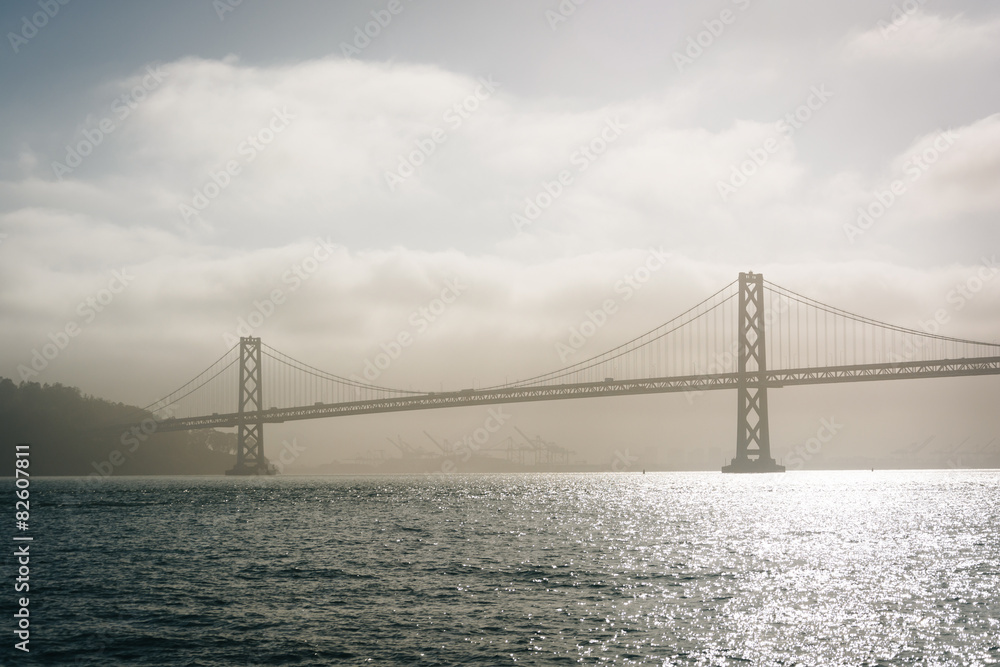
[1,0,998,470]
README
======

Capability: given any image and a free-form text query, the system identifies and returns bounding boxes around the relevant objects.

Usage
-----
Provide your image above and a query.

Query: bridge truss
[123,272,1000,474]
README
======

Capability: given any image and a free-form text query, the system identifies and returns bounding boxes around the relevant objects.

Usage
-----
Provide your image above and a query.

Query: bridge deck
[148,356,1000,432]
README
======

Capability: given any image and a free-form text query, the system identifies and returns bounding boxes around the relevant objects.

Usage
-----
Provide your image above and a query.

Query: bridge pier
[226,336,275,476]
[723,272,785,473]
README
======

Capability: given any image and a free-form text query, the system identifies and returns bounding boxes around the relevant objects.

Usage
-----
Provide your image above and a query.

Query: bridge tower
[723,272,785,473]
[226,336,273,475]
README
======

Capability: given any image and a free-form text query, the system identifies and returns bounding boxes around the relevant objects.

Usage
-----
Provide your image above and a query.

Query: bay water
[9,471,1000,665]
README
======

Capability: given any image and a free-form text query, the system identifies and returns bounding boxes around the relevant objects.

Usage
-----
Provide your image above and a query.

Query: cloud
[4,56,807,257]
[2,53,998,422]
[840,114,1000,254]
[8,52,993,274]
[892,114,1000,215]
[844,11,1000,62]
[2,202,997,404]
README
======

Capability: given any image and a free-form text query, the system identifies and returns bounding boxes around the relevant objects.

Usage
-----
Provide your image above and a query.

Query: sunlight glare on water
[20,470,1000,665]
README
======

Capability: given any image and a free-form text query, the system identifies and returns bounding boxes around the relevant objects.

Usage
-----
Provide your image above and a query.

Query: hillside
[0,378,236,476]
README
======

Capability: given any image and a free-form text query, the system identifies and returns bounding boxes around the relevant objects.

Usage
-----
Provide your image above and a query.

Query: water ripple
[7,471,1000,665]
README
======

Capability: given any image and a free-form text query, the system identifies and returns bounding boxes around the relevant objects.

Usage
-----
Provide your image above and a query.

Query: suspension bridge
[130,272,1000,474]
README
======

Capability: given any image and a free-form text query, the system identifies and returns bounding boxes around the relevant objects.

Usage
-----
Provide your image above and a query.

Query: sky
[1,0,999,469]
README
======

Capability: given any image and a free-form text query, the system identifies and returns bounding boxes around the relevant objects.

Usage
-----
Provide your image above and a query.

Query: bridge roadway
[150,356,1000,432]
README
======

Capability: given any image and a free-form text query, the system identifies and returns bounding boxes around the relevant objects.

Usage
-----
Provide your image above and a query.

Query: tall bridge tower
[130,272,1000,477]
[723,272,785,473]
[225,336,272,475]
